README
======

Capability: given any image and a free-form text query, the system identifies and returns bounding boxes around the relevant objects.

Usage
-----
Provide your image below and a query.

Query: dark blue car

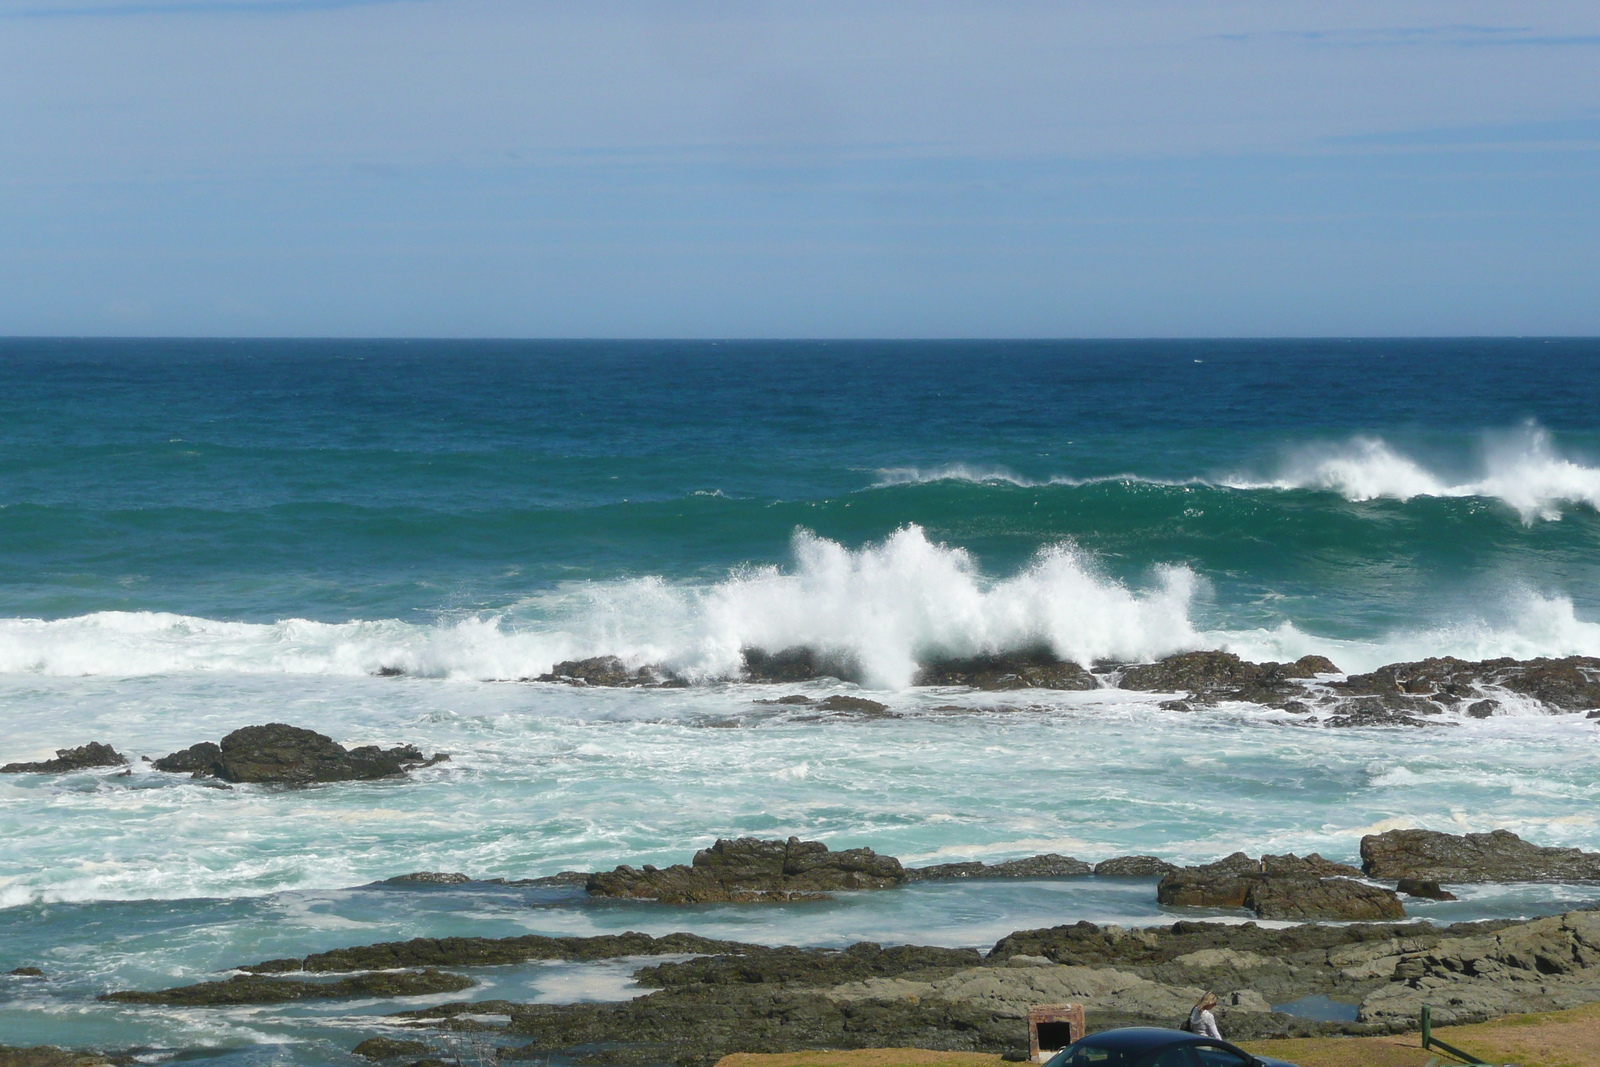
[1043,1027,1301,1067]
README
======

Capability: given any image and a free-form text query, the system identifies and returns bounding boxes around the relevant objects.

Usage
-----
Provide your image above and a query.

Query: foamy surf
[1226,423,1600,522]
[3,527,1600,686]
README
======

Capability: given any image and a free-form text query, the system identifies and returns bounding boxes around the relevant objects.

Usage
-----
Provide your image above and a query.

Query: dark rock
[810,695,893,717]
[533,656,682,688]
[151,724,446,785]
[1,742,126,774]
[243,931,763,974]
[384,872,472,885]
[1466,700,1498,718]
[150,742,221,775]
[1118,652,1332,704]
[1396,877,1457,901]
[352,1038,431,1061]
[373,666,407,677]
[912,649,1097,691]
[1093,856,1178,877]
[1323,696,1445,728]
[1360,828,1600,883]
[1158,853,1404,921]
[102,969,474,1006]
[742,647,864,684]
[588,837,905,903]
[5,967,45,978]
[633,942,985,988]
[0,1048,115,1067]
[1336,655,1600,712]
[754,695,815,705]
[904,854,1091,882]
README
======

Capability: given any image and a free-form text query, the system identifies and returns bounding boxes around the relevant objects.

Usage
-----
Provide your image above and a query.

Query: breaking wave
[2,525,1600,687]
[1226,423,1600,522]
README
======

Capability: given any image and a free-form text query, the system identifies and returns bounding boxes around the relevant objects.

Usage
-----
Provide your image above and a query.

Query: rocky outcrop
[634,942,986,988]
[1093,856,1179,877]
[1359,909,1600,1025]
[242,931,761,974]
[153,724,447,785]
[533,656,685,688]
[102,969,474,1006]
[912,650,1097,691]
[1,742,126,774]
[742,647,864,684]
[383,871,472,885]
[351,1038,431,1062]
[587,837,905,903]
[1118,652,1336,704]
[904,854,1091,882]
[1396,877,1457,900]
[1158,853,1405,921]
[1336,655,1600,713]
[0,1049,116,1067]
[1361,828,1600,883]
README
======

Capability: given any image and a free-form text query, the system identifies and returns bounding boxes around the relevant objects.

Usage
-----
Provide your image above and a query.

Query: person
[1187,991,1222,1039]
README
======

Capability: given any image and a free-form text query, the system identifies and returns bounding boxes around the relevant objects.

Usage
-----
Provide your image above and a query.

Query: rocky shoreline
[504,649,1600,728]
[23,827,1583,1067]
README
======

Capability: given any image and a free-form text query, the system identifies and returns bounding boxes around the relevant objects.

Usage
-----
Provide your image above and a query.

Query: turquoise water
[3,339,1600,1058]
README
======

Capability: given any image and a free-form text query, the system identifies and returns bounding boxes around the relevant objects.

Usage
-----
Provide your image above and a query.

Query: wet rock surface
[351,1037,432,1062]
[532,656,685,688]
[0,1048,118,1067]
[904,854,1092,881]
[1336,655,1600,712]
[242,931,761,973]
[1118,652,1337,704]
[1361,828,1600,883]
[1157,853,1405,921]
[742,647,864,684]
[384,871,473,885]
[1093,856,1178,877]
[103,969,474,1005]
[153,724,447,784]
[2,742,126,774]
[587,837,906,903]
[912,650,1097,690]
[633,942,986,988]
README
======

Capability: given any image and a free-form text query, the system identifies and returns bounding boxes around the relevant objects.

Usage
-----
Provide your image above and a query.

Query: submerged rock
[904,854,1091,882]
[912,650,1097,691]
[152,724,447,785]
[5,968,45,979]
[1,742,126,774]
[1361,828,1600,883]
[102,969,474,1006]
[587,836,905,903]
[1157,853,1405,921]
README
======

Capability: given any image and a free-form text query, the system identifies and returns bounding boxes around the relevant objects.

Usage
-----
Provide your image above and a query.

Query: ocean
[2,337,1599,1060]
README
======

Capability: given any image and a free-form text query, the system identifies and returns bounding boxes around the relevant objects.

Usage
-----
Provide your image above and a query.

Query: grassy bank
[714,1002,1600,1067]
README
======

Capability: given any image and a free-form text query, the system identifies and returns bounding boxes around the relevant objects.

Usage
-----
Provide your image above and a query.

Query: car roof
[1072,1027,1204,1051]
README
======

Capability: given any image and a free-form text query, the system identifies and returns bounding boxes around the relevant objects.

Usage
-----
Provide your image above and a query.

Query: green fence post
[1422,1004,1432,1051]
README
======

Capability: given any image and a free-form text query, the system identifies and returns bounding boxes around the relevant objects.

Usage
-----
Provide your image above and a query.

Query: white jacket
[1188,1007,1221,1040]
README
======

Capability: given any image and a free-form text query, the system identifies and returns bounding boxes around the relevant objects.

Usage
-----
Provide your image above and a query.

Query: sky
[2,0,1598,337]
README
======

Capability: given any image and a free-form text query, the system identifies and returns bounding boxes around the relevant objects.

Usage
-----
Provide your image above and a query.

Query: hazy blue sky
[3,0,1598,337]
